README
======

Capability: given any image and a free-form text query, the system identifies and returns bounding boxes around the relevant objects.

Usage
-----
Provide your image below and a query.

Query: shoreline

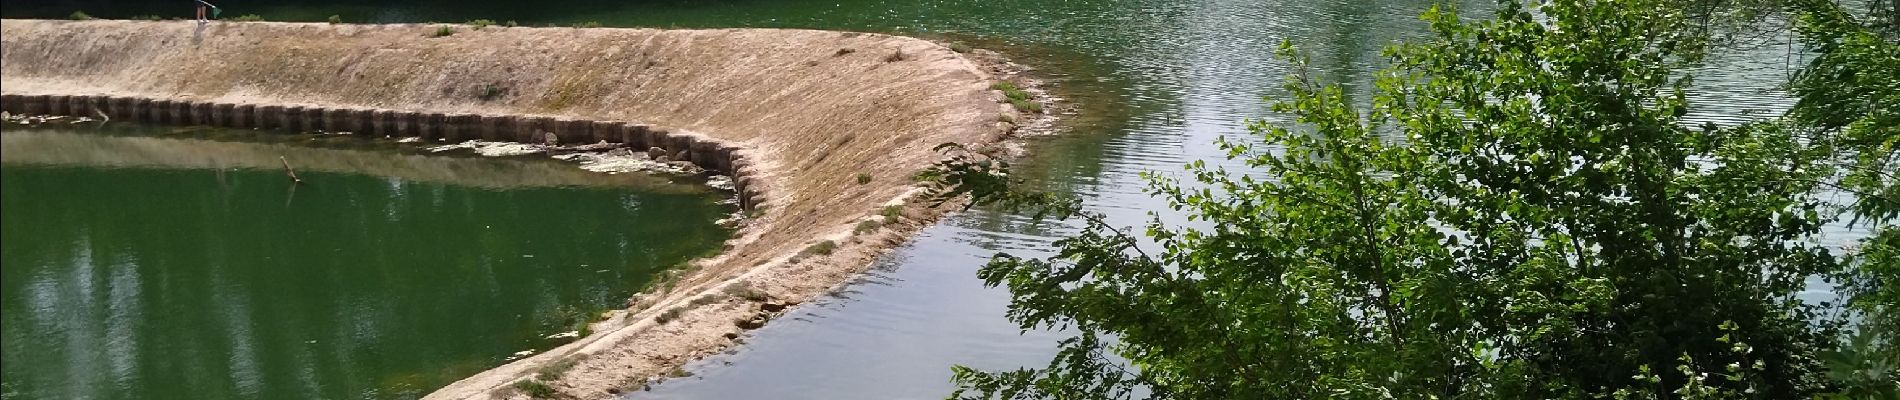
[0,19,1056,399]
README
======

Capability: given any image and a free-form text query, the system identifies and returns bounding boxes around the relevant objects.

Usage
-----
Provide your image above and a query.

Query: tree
[1787,0,1900,397]
[933,0,1888,398]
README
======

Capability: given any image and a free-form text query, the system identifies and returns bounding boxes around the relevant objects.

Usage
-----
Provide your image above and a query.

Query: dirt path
[1,19,1042,399]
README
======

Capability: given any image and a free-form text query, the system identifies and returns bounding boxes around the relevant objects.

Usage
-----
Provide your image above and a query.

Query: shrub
[511,380,557,399]
[68,11,93,20]
[947,42,973,53]
[854,219,885,235]
[505,20,519,27]
[880,205,904,224]
[856,173,873,185]
[801,240,838,257]
[688,294,724,307]
[326,14,342,24]
[476,83,507,101]
[654,307,685,324]
[884,49,908,62]
[231,14,264,22]
[724,282,771,302]
[430,25,454,37]
[534,355,588,381]
[468,19,495,30]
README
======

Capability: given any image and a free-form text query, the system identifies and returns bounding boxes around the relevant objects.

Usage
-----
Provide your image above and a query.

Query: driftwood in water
[279,156,303,184]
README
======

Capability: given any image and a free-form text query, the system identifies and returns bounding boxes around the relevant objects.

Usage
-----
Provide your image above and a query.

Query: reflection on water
[0,125,732,399]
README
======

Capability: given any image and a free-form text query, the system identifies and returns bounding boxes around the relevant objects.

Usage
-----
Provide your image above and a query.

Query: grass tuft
[535,355,589,381]
[992,82,1041,113]
[430,25,455,37]
[947,42,973,53]
[573,21,603,28]
[880,205,904,224]
[512,380,557,398]
[68,11,92,20]
[468,19,496,30]
[856,173,873,185]
[854,219,885,235]
[724,282,771,302]
[802,240,838,257]
[326,14,342,24]
[655,307,686,324]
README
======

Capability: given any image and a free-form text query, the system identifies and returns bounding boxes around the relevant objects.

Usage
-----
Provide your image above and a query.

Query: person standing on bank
[195,0,220,25]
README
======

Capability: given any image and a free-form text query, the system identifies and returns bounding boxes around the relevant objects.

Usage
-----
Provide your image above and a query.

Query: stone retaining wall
[0,93,767,210]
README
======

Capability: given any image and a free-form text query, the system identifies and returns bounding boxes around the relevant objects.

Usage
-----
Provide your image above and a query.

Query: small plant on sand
[801,240,838,257]
[130,15,161,21]
[68,11,93,20]
[835,47,857,56]
[505,20,519,27]
[724,282,771,302]
[688,294,725,307]
[534,355,589,381]
[947,42,973,53]
[232,14,265,22]
[430,25,455,37]
[573,21,602,28]
[476,83,507,101]
[654,307,686,324]
[854,219,885,235]
[991,81,1041,113]
[468,19,496,30]
[856,173,873,185]
[511,379,557,399]
[884,49,908,62]
[880,205,904,224]
[326,14,342,24]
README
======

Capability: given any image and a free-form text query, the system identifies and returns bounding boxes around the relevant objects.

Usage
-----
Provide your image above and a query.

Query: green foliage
[326,14,342,24]
[67,11,92,20]
[573,21,603,28]
[880,205,906,224]
[936,0,1882,398]
[505,20,520,27]
[992,82,1042,113]
[430,25,455,37]
[1788,0,1900,396]
[857,173,873,185]
[130,15,161,21]
[469,19,496,30]
[231,14,264,22]
[948,42,974,53]
[511,379,557,398]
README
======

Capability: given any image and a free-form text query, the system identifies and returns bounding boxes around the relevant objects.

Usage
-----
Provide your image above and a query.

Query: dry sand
[1,19,1045,399]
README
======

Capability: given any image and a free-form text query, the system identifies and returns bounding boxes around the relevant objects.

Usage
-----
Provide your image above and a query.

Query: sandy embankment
[0,19,1037,399]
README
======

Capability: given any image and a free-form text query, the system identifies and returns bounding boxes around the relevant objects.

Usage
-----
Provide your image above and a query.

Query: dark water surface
[0,125,732,399]
[1,1,1856,399]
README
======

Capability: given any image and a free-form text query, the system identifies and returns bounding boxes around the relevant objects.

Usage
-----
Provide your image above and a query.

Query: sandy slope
[1,19,1027,399]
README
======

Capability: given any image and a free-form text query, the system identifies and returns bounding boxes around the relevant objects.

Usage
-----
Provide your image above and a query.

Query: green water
[0,126,732,400]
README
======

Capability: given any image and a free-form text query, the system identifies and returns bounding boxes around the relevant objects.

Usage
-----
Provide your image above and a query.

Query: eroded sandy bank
[0,19,1042,399]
